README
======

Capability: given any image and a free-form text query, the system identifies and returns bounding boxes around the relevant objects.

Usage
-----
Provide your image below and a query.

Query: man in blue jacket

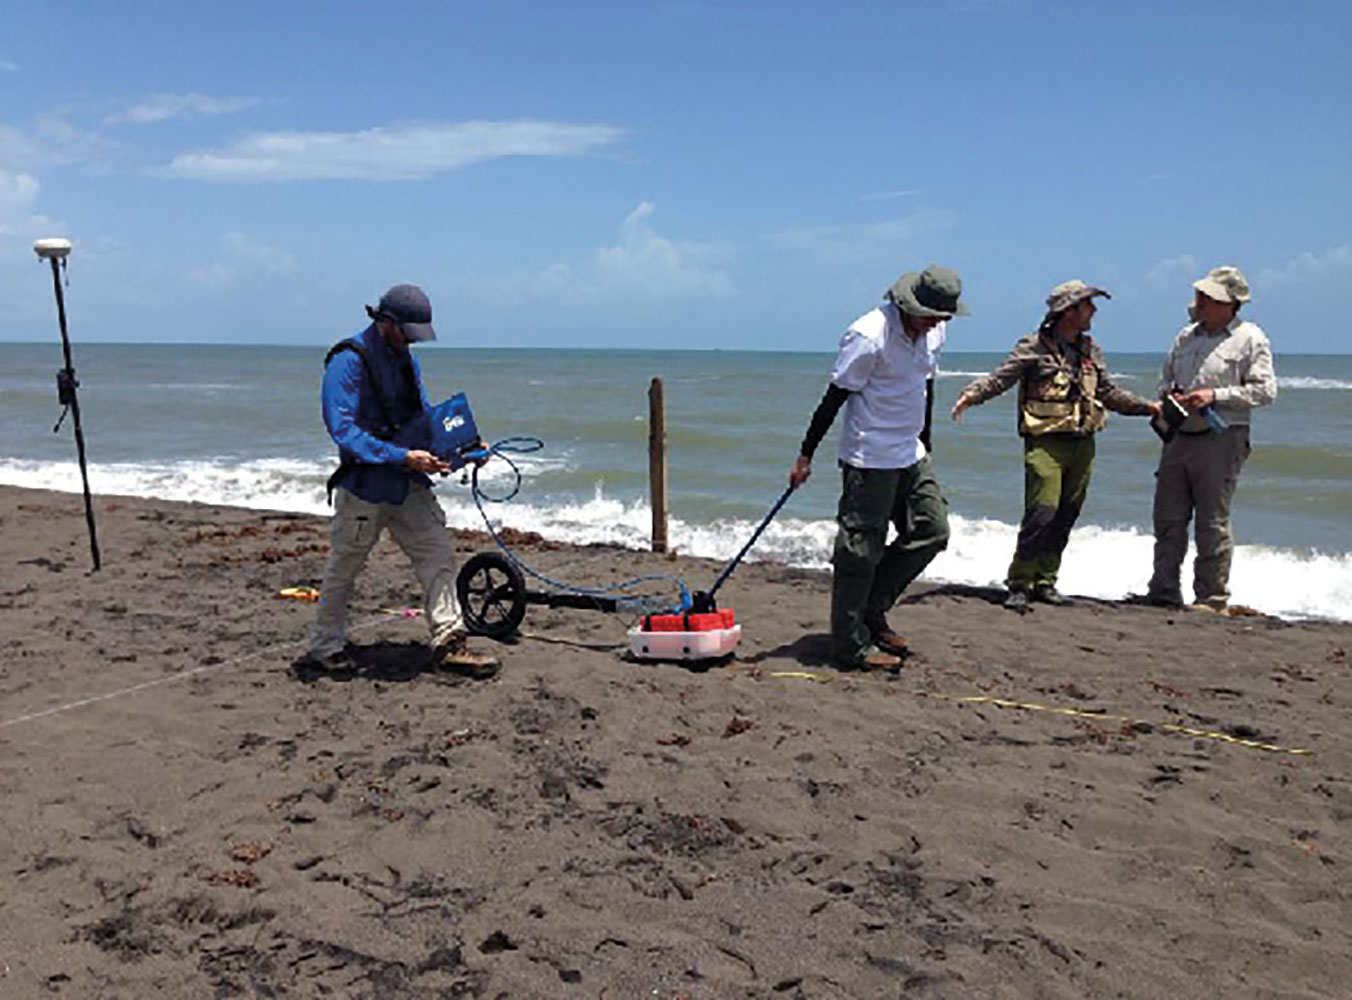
[305,284,499,677]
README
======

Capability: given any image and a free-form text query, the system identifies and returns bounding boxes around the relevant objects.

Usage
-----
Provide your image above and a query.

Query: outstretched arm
[952,340,1029,420]
[1093,347,1158,416]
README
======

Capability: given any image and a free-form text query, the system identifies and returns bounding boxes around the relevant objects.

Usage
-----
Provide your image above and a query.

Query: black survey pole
[44,251,101,571]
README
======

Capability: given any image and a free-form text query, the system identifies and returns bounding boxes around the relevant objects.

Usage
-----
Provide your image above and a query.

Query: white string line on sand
[0,614,389,732]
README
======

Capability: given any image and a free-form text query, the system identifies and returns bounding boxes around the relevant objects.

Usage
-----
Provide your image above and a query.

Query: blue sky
[1,0,1348,352]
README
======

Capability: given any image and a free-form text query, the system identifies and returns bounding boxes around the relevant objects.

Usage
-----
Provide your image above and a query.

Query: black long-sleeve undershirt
[799,383,850,459]
[798,380,936,460]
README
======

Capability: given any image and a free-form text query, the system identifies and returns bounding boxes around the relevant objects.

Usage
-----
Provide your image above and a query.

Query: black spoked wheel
[456,551,527,639]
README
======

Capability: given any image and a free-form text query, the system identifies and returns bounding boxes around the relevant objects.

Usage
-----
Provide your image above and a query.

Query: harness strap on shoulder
[324,338,400,505]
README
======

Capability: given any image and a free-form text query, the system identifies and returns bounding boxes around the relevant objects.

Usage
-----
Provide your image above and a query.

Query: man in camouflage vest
[952,281,1161,612]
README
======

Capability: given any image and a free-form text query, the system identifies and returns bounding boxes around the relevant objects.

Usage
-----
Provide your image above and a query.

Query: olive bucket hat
[1045,279,1111,314]
[885,265,970,318]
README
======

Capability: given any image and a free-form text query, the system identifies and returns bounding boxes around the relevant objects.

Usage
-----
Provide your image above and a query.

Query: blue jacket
[322,323,433,504]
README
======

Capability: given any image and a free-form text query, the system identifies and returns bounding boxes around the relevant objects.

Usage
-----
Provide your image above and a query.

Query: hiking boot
[865,617,909,657]
[1185,602,1224,615]
[434,634,501,679]
[296,648,355,672]
[1032,586,1071,607]
[1003,590,1030,614]
[1127,591,1184,608]
[834,646,903,673]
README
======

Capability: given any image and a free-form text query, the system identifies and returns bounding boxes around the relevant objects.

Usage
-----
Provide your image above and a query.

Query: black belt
[1179,426,1246,437]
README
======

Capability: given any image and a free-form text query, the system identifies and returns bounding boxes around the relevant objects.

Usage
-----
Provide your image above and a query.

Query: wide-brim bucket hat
[885,265,970,318]
[1045,279,1111,314]
[1193,265,1251,304]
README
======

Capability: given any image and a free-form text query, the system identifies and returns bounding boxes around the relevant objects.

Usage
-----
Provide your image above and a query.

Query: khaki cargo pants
[1148,426,1251,608]
[831,457,950,664]
[309,485,464,659]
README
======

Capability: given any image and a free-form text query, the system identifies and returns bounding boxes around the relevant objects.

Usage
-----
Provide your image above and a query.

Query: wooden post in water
[648,377,669,553]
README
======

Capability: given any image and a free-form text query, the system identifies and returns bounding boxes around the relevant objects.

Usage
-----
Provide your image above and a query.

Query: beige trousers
[1148,427,1251,607]
[309,485,463,658]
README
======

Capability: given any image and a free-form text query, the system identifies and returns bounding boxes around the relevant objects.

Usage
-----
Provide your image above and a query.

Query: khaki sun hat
[885,265,970,318]
[1193,265,1250,304]
[1046,279,1111,314]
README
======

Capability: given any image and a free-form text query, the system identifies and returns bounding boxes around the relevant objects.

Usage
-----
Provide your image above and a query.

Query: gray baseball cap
[368,284,437,342]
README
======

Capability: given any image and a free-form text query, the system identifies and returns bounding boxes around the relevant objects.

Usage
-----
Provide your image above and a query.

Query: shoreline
[3,473,1349,625]
[1,483,1349,998]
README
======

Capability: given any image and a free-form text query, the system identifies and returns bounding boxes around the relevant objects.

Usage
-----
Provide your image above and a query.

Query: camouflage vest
[1018,335,1107,436]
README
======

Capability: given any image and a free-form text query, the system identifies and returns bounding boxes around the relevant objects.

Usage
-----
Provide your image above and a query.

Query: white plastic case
[628,624,741,661]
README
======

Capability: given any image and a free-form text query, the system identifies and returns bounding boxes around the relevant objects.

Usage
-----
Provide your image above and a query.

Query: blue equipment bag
[426,393,482,470]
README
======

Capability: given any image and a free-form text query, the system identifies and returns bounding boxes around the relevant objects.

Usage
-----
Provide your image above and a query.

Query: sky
[1,0,1348,353]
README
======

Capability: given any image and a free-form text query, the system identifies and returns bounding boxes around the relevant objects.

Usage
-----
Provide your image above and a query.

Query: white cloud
[108,93,262,125]
[1145,253,1197,284]
[858,189,923,202]
[0,58,18,72]
[187,232,296,290]
[163,120,624,181]
[0,117,119,172]
[523,201,732,306]
[0,169,61,238]
[1256,245,1352,287]
[0,125,47,170]
[768,210,954,256]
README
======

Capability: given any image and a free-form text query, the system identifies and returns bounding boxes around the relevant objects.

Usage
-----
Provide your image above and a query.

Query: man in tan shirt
[1146,266,1277,609]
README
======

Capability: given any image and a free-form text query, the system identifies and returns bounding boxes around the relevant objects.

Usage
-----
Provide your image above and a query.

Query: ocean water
[2,342,1350,621]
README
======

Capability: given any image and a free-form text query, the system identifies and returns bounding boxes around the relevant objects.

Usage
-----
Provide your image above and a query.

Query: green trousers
[1006,435,1095,592]
[831,457,949,663]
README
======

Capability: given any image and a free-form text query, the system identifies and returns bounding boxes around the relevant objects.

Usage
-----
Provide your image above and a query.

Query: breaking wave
[3,456,1349,622]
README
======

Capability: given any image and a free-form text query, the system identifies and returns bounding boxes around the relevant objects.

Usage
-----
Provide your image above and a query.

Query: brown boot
[866,619,909,657]
[433,634,501,679]
[835,646,903,673]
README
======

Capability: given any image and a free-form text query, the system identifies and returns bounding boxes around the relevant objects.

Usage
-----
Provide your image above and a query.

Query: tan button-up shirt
[1158,318,1277,431]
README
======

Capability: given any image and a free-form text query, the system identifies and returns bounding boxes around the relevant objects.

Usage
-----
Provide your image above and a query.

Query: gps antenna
[34,238,101,572]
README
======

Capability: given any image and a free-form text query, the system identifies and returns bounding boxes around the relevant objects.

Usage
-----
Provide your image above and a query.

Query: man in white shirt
[1146,265,1277,610]
[788,265,967,670]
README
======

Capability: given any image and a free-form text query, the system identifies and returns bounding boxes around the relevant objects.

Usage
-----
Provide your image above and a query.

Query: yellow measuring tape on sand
[758,671,1312,757]
[278,587,422,618]
[916,692,1313,756]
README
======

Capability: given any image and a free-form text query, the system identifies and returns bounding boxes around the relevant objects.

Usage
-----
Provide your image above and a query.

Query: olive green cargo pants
[831,457,949,664]
[1006,435,1094,593]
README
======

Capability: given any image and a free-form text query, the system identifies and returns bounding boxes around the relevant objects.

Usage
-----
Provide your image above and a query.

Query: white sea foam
[1279,376,1352,391]
[4,457,1349,622]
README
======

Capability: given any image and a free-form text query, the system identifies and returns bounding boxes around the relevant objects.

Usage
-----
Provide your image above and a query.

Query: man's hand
[405,449,450,475]
[1146,400,1164,417]
[1177,387,1216,411]
[951,392,973,422]
[468,439,490,467]
[789,455,812,489]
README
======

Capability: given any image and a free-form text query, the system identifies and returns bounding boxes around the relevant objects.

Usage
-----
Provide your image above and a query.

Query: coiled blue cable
[465,438,690,615]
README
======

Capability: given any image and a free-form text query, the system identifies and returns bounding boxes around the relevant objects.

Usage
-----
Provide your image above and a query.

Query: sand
[1,484,1349,999]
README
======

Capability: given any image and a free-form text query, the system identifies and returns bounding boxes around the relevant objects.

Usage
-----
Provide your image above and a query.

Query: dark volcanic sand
[1,485,1349,999]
